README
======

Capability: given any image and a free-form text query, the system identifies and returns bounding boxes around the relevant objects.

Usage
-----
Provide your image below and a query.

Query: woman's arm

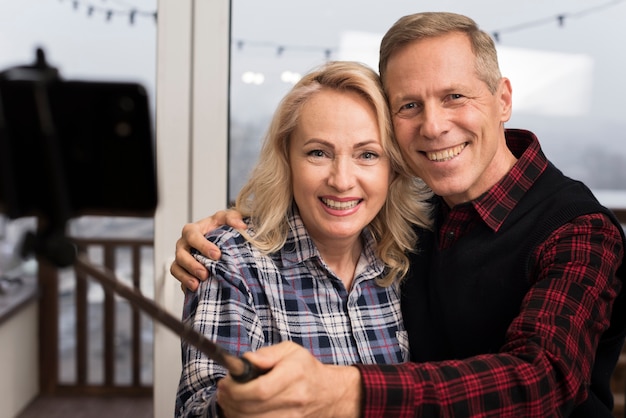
[176,229,263,417]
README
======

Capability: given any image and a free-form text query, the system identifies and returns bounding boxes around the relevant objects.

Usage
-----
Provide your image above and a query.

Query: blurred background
[0,1,624,417]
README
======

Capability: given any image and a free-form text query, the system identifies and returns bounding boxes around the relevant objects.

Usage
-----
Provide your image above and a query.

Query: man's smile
[424,143,467,162]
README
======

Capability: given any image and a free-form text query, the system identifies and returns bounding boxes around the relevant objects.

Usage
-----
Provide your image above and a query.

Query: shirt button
[446,231,455,240]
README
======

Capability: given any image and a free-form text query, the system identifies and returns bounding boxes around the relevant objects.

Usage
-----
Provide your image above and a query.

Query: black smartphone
[0,78,158,219]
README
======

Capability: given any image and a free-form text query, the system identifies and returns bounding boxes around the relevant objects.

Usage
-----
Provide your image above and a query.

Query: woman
[175,61,431,417]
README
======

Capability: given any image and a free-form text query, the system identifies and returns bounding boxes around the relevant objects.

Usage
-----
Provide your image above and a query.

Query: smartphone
[0,78,158,219]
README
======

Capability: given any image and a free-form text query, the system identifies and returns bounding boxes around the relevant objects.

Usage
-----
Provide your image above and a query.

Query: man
[171,12,626,417]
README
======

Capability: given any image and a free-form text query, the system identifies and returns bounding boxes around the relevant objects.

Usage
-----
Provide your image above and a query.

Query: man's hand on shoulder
[170,209,246,291]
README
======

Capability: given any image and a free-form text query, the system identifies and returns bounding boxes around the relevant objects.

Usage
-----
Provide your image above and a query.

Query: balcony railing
[39,236,153,396]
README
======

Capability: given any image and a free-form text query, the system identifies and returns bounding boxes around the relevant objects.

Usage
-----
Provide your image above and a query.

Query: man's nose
[419,104,447,140]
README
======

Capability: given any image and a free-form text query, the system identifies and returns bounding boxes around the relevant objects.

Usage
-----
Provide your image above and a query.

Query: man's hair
[379,12,502,93]
[235,60,432,286]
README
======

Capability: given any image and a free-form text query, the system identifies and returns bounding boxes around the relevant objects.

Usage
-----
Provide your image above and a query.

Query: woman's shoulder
[199,220,260,263]
[205,219,254,246]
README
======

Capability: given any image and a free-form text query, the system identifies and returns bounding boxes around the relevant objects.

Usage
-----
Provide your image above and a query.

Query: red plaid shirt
[356,130,624,417]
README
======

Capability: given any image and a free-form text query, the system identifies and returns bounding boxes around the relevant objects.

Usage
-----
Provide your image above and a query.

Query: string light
[232,39,337,61]
[233,0,624,57]
[491,0,624,42]
[59,0,623,38]
[59,0,157,25]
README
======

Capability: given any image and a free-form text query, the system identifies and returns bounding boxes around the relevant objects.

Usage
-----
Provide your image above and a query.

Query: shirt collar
[279,205,383,276]
[471,129,548,232]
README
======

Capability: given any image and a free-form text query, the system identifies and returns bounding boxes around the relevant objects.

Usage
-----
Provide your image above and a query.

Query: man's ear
[498,77,513,122]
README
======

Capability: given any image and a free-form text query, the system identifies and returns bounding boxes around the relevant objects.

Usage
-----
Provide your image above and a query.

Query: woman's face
[289,88,391,248]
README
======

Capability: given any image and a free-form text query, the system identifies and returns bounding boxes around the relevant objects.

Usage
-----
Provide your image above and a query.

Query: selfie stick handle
[73,253,264,382]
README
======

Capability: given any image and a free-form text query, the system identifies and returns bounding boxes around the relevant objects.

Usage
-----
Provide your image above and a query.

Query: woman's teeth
[321,198,359,209]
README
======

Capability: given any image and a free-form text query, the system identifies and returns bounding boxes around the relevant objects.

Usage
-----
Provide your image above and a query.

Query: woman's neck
[315,236,363,290]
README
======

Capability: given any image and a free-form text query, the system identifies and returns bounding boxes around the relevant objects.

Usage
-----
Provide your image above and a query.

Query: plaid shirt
[356,129,624,417]
[175,208,409,417]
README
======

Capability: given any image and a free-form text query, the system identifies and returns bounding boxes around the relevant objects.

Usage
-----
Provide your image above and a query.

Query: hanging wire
[491,0,625,42]
[232,0,625,56]
[232,39,338,61]
[59,0,624,39]
[59,0,157,25]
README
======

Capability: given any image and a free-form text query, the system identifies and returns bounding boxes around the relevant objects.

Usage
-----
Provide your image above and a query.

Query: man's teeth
[321,198,359,210]
[426,143,467,162]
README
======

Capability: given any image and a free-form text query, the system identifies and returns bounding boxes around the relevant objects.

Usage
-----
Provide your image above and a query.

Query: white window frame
[153,1,230,416]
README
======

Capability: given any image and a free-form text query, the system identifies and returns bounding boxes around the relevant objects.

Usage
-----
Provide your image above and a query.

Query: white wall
[153,0,230,416]
[0,303,39,418]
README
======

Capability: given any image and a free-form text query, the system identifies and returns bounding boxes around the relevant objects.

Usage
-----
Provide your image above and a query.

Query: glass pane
[0,0,157,388]
[230,1,626,207]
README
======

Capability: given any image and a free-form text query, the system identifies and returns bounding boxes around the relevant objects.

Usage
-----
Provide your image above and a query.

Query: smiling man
[384,30,518,207]
[171,12,626,418]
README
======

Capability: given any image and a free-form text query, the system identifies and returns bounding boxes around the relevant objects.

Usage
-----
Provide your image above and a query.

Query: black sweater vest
[402,162,626,416]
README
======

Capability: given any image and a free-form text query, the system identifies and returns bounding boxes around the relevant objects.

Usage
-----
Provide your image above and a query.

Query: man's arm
[170,209,246,291]
[355,213,624,417]
[216,341,362,418]
[187,214,623,417]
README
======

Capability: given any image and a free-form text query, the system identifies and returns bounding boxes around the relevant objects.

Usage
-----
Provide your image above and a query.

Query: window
[0,0,157,387]
[229,0,626,206]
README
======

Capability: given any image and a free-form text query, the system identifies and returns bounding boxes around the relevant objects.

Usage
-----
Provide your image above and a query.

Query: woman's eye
[362,152,378,160]
[307,149,325,158]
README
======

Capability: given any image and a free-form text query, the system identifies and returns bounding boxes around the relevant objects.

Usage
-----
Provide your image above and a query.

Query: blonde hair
[235,61,432,287]
[379,12,502,94]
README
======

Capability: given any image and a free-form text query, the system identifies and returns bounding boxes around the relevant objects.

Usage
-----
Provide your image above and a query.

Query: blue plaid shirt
[175,209,409,417]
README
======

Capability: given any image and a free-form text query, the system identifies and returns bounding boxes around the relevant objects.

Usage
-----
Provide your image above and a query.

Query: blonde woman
[175,61,431,417]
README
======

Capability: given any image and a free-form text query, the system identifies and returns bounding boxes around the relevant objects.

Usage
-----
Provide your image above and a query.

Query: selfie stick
[73,253,261,383]
[2,48,262,383]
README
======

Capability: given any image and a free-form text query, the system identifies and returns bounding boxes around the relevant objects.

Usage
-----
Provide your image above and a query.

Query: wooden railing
[38,236,153,396]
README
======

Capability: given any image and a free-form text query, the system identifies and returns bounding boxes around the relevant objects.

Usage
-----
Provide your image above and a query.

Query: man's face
[384,32,514,207]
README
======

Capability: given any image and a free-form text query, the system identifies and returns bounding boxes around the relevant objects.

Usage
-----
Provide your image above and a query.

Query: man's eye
[445,93,464,102]
[395,102,421,119]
